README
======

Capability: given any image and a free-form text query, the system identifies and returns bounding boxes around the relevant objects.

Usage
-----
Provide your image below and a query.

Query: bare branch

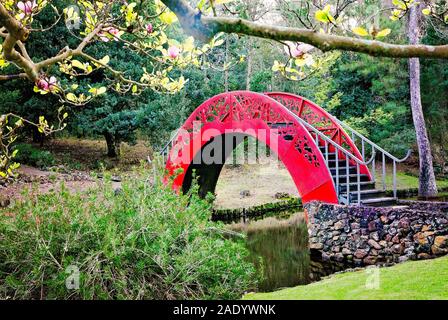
[161,0,448,59]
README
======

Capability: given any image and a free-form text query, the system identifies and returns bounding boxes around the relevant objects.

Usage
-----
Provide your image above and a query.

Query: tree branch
[0,73,27,81]
[161,0,448,59]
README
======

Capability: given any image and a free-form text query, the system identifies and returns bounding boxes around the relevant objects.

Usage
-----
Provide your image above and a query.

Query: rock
[431,236,448,255]
[413,231,435,245]
[417,253,431,260]
[421,225,431,232]
[392,244,403,255]
[334,253,344,262]
[342,248,352,255]
[332,231,341,237]
[398,218,410,230]
[0,196,10,208]
[368,220,377,232]
[392,234,400,244]
[353,258,363,267]
[351,222,360,230]
[274,192,290,199]
[310,243,323,250]
[363,256,377,265]
[333,221,345,230]
[370,231,380,241]
[434,235,448,249]
[114,187,123,196]
[398,256,409,263]
[332,246,341,253]
[111,175,122,182]
[239,190,251,198]
[354,249,369,259]
[431,245,448,255]
[368,239,382,250]
[379,240,388,248]
[322,252,330,262]
[388,227,397,236]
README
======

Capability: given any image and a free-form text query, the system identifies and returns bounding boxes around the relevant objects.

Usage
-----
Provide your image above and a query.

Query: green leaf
[352,27,369,37]
[375,28,391,38]
[315,10,330,23]
[159,11,178,25]
[66,93,77,102]
[71,60,86,71]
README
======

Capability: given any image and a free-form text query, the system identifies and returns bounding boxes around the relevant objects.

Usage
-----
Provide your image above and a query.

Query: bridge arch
[165,91,339,204]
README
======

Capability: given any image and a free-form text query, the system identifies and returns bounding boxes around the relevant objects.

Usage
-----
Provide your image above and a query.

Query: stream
[228,212,343,292]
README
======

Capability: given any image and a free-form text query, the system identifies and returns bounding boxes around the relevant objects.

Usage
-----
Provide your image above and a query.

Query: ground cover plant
[0,166,258,299]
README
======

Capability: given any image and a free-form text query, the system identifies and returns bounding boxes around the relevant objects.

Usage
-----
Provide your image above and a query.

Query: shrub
[0,167,258,299]
[13,143,55,169]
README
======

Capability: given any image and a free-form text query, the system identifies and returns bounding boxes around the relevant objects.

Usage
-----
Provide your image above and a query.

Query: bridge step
[332,174,370,183]
[329,166,357,175]
[360,197,398,207]
[346,189,388,201]
[339,181,376,192]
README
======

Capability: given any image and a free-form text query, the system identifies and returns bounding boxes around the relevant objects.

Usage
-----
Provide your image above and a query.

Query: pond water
[228,212,341,292]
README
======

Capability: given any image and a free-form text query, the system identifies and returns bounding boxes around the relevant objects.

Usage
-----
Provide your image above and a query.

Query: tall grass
[0,166,258,299]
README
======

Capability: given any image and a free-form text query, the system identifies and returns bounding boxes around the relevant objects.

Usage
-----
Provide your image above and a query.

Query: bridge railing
[159,109,412,206]
[293,116,376,205]
[333,118,412,199]
[161,129,180,164]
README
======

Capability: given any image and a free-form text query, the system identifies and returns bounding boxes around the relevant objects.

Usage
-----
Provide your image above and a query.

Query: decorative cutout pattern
[172,92,323,168]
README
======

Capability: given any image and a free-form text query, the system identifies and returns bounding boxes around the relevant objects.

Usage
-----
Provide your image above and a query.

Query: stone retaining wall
[305,201,448,267]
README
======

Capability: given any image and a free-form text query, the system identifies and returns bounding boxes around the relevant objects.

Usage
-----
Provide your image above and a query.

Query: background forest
[0,0,447,176]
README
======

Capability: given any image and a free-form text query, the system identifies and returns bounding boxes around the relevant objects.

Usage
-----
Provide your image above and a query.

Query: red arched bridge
[162,91,411,207]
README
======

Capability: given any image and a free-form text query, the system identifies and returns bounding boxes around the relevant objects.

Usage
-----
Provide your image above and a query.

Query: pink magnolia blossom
[284,42,314,58]
[146,23,153,34]
[167,46,180,59]
[37,76,57,92]
[98,27,120,42]
[17,1,37,19]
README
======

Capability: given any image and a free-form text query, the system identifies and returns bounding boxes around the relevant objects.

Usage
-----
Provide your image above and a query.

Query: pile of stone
[306,201,448,267]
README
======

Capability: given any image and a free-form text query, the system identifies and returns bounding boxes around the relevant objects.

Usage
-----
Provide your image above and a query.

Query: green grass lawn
[382,170,448,190]
[243,255,448,300]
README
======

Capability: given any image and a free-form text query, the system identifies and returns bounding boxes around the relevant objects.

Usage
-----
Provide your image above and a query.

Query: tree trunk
[224,35,229,92]
[246,37,252,91]
[104,132,120,158]
[408,5,438,198]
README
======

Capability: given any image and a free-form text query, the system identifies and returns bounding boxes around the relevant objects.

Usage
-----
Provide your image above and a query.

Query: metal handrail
[332,117,412,199]
[333,117,412,163]
[160,128,181,162]
[294,115,376,205]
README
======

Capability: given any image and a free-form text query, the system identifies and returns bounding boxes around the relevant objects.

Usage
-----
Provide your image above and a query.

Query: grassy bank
[244,255,448,300]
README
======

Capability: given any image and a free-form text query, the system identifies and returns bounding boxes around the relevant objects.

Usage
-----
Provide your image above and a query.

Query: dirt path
[214,162,299,209]
[0,165,100,206]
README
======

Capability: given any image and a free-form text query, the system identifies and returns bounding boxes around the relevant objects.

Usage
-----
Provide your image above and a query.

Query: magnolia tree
[0,0,225,180]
